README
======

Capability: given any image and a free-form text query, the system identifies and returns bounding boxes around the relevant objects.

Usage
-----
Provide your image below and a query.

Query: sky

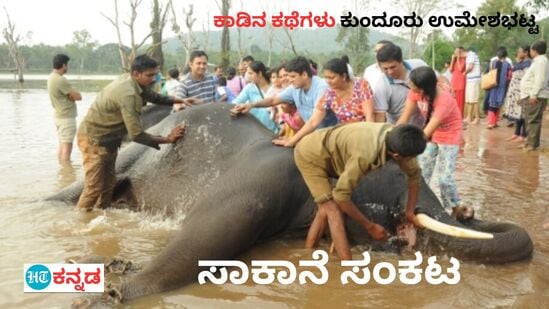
[0,0,544,46]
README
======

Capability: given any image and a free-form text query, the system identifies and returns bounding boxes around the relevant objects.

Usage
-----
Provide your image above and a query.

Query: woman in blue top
[487,48,512,129]
[232,61,279,134]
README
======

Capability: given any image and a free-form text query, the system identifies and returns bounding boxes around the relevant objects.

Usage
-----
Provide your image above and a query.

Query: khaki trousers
[523,97,548,148]
[75,134,118,210]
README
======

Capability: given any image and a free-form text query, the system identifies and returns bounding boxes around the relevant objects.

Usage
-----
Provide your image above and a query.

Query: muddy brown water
[0,88,548,308]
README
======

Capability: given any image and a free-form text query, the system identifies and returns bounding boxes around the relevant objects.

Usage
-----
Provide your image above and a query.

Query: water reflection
[57,163,76,190]
[515,155,540,196]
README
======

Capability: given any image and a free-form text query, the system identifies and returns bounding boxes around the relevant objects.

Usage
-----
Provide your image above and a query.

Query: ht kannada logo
[25,264,51,290]
[24,263,104,293]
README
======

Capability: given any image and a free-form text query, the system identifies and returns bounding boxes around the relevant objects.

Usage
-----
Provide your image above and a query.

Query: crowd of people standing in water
[47,38,549,259]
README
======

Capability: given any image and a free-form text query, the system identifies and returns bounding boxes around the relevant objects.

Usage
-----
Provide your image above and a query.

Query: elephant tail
[45,180,83,204]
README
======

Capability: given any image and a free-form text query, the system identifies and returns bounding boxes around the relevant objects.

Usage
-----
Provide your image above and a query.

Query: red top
[450,57,466,91]
[408,89,462,145]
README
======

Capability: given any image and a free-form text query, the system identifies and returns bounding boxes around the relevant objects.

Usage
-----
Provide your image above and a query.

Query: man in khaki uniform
[294,122,426,260]
[47,54,82,163]
[76,55,194,211]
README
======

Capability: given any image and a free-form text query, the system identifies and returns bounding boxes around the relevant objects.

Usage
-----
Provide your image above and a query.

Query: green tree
[20,43,61,72]
[336,23,370,74]
[91,43,127,73]
[335,0,371,72]
[392,0,442,58]
[454,0,540,62]
[2,7,25,82]
[528,0,549,12]
[65,30,97,73]
[422,30,454,71]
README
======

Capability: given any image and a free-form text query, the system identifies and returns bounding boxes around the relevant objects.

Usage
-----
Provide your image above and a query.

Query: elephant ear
[415,214,493,239]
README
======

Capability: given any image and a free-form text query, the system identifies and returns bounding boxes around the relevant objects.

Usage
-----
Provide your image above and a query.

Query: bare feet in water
[515,136,526,143]
[507,135,518,141]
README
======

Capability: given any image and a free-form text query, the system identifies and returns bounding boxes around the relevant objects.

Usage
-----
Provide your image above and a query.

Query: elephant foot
[105,258,139,274]
[71,285,122,308]
[451,205,475,222]
[67,255,140,274]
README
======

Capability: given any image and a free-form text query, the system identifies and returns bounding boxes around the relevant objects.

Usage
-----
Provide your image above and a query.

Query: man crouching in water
[294,123,426,260]
[76,55,196,211]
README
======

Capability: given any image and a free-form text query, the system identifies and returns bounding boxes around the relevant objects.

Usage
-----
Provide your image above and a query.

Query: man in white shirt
[363,40,394,97]
[464,48,481,124]
[368,43,427,127]
[519,40,549,151]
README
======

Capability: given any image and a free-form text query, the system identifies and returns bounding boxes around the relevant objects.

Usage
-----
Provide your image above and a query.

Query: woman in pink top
[398,67,467,217]
[273,58,374,147]
[226,67,246,97]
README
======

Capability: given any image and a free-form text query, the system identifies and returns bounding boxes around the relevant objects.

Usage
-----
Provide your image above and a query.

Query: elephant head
[345,161,533,264]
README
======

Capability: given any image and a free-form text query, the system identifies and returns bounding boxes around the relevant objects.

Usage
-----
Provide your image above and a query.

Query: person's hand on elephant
[167,123,186,143]
[230,103,253,117]
[173,98,191,108]
[184,97,202,106]
[367,223,388,241]
[272,137,295,147]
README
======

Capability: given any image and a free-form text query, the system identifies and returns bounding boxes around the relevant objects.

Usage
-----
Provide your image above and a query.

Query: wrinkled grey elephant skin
[48,103,533,302]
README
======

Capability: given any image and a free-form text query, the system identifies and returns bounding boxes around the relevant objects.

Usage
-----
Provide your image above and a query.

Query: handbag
[481,68,498,90]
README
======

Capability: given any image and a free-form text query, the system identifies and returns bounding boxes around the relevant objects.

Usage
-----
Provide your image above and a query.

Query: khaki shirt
[47,72,76,118]
[301,122,421,203]
[79,74,174,147]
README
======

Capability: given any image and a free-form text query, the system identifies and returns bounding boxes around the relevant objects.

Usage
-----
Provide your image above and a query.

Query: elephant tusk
[415,213,494,239]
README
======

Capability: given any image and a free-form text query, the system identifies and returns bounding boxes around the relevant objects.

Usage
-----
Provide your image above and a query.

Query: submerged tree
[102,0,156,72]
[218,0,231,71]
[147,0,171,72]
[2,7,25,83]
[169,1,198,65]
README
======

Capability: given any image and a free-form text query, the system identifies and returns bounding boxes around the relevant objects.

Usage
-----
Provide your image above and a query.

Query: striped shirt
[174,74,216,103]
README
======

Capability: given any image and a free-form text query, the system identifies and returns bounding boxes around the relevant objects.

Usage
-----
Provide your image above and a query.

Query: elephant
[48,103,533,303]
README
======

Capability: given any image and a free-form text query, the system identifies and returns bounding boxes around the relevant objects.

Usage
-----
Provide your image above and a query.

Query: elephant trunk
[416,215,533,264]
